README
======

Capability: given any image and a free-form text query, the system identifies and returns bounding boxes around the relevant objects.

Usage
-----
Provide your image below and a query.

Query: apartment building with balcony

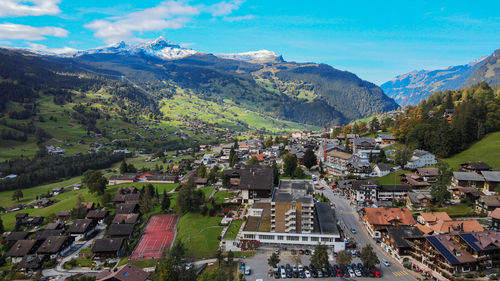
[237,180,345,251]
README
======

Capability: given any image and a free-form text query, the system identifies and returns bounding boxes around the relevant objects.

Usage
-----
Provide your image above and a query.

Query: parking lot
[242,249,392,281]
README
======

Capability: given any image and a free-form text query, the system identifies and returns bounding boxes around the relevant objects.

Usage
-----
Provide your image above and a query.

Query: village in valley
[1,112,499,281]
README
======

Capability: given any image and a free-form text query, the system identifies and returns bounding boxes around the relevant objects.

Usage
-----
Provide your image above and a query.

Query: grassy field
[117,257,158,268]
[175,212,223,259]
[224,219,243,239]
[213,191,238,204]
[0,177,177,231]
[375,170,410,185]
[0,176,82,208]
[434,203,477,218]
[443,131,500,169]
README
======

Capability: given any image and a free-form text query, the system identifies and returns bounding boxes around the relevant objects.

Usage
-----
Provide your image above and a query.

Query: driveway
[42,224,107,280]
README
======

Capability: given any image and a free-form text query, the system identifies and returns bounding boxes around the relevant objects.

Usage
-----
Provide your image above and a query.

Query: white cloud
[26,42,77,54]
[84,1,200,44]
[0,0,61,17]
[0,23,68,40]
[223,15,254,22]
[85,0,247,44]
[207,0,243,16]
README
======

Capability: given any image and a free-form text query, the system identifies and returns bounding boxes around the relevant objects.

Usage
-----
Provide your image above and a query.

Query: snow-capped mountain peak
[216,50,284,62]
[73,37,197,60]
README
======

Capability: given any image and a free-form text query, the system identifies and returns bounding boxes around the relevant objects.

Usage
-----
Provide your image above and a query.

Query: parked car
[355,269,362,277]
[244,267,251,275]
[351,227,356,233]
[299,249,304,255]
[304,270,311,278]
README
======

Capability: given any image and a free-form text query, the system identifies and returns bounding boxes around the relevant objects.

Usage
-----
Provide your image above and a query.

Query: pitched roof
[453,171,485,182]
[68,219,94,234]
[459,231,500,252]
[86,209,109,219]
[17,255,42,270]
[96,264,150,281]
[416,168,440,177]
[115,203,137,214]
[92,238,124,253]
[375,163,391,171]
[364,207,415,226]
[481,171,500,182]
[461,162,491,171]
[430,219,484,234]
[33,229,63,240]
[386,226,423,248]
[6,231,30,241]
[7,240,37,257]
[37,236,70,254]
[480,195,500,207]
[490,208,500,220]
[107,224,134,237]
[237,166,273,191]
[426,234,475,265]
[112,214,139,224]
[420,212,452,224]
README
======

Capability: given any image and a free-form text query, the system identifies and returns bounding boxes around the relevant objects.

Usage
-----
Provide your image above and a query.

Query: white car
[298,265,304,271]
[305,270,311,278]
[244,267,251,275]
[280,271,287,278]
[292,265,298,272]
[355,269,362,277]
[382,258,391,266]
[349,268,355,277]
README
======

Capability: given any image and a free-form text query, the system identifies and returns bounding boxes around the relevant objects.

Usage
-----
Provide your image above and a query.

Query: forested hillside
[392,82,500,157]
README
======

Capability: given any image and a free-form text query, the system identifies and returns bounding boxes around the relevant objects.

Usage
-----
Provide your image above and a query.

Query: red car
[298,249,304,255]
[373,270,381,278]
[319,186,324,190]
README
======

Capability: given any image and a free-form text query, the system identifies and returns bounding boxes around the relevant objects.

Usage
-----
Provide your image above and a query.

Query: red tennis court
[130,214,179,259]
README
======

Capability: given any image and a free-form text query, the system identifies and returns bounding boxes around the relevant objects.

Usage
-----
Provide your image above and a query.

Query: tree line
[0,152,126,192]
[393,82,500,157]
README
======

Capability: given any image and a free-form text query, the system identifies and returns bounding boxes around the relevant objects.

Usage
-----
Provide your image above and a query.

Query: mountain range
[2,37,398,126]
[381,49,500,106]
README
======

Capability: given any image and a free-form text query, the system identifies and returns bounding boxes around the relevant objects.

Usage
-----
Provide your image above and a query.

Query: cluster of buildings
[3,186,143,275]
[222,179,344,252]
[360,207,499,281]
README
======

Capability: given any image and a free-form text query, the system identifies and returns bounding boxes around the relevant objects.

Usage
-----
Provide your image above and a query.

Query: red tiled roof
[491,208,500,220]
[364,207,415,226]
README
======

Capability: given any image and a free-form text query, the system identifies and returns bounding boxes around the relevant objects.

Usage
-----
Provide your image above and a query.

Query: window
[277,236,284,240]
[244,234,255,239]
[258,235,275,240]
[310,237,319,242]
[302,236,308,241]
[286,236,299,241]
[321,237,332,242]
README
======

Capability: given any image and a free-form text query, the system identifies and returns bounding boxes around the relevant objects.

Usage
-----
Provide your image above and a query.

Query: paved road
[42,225,107,280]
[316,179,419,281]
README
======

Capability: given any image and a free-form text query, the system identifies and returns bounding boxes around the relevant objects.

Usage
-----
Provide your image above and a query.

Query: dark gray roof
[37,236,70,254]
[68,219,94,234]
[273,180,314,204]
[481,171,500,182]
[115,203,137,214]
[237,166,274,191]
[375,163,391,171]
[34,229,63,240]
[17,255,42,270]
[92,238,124,253]
[387,226,423,248]
[314,202,339,235]
[453,172,485,182]
[6,231,30,241]
[107,224,134,237]
[7,240,37,257]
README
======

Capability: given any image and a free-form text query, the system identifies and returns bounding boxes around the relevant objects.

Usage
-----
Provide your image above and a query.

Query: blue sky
[1,0,499,85]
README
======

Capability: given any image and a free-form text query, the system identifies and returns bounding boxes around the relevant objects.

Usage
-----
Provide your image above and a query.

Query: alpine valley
[0,37,398,158]
[382,49,500,106]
